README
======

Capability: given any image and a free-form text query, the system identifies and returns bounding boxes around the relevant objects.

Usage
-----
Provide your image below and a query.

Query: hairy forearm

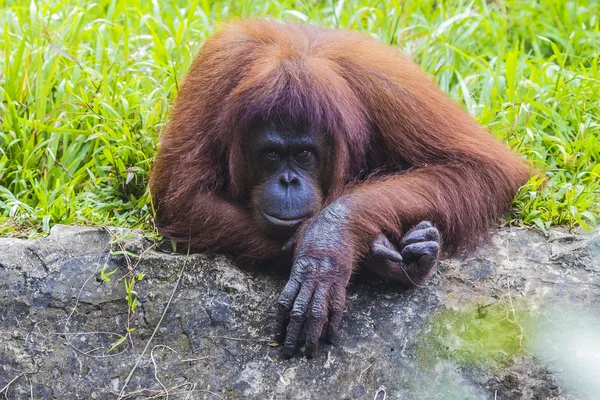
[155,192,282,260]
[341,162,525,256]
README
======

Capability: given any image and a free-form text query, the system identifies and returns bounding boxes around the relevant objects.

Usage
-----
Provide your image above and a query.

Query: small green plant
[123,271,145,318]
[99,264,118,283]
[103,230,146,352]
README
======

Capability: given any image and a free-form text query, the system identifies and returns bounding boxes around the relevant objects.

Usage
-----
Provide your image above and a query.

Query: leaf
[581,211,597,225]
[50,44,78,63]
[283,10,308,22]
[100,264,118,282]
[108,336,127,353]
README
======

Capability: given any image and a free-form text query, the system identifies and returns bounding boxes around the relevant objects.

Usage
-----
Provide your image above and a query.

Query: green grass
[0,0,598,237]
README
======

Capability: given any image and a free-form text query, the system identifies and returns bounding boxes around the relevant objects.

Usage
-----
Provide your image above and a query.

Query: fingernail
[305,341,318,359]
[283,346,295,359]
[325,332,336,345]
[274,333,285,343]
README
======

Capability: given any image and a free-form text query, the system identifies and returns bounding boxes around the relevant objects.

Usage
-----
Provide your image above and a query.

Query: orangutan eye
[296,149,312,160]
[266,150,280,160]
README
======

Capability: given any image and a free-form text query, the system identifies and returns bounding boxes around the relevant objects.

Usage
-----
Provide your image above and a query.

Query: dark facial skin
[247,126,441,359]
[248,126,325,239]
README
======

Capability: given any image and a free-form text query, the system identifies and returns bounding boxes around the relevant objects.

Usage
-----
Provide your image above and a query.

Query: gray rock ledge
[1,225,599,399]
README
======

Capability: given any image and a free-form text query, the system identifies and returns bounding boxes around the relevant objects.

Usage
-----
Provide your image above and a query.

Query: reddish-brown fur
[149,19,531,261]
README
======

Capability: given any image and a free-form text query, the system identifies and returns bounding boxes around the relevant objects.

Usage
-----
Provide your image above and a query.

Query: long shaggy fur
[149,19,531,259]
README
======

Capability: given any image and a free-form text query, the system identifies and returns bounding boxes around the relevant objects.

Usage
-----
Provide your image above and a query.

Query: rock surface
[1,225,599,399]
